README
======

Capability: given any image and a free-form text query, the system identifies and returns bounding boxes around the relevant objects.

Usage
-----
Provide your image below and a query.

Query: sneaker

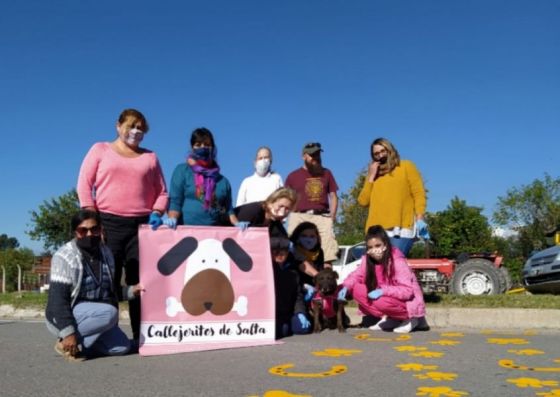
[369,315,388,331]
[393,317,420,334]
[54,341,85,362]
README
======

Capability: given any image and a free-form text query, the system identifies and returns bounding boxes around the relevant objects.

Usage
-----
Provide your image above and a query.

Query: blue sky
[1,0,558,253]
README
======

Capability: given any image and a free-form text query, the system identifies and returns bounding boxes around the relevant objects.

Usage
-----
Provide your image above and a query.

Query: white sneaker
[393,317,419,333]
[369,316,387,331]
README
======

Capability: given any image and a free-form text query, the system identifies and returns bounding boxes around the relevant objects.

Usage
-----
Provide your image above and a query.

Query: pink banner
[138,225,276,356]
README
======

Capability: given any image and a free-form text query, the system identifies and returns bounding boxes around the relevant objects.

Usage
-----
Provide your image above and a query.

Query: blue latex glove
[148,212,163,230]
[416,219,430,240]
[303,285,315,302]
[162,217,178,230]
[235,221,250,231]
[368,289,384,300]
[297,313,311,329]
[337,286,348,302]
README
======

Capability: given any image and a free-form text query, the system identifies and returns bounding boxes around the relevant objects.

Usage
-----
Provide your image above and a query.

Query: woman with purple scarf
[166,128,237,227]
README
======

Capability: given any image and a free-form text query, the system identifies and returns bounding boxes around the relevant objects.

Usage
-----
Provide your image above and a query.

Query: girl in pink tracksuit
[339,225,426,333]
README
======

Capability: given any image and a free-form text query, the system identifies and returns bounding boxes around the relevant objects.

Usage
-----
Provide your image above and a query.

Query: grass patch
[0,292,48,309]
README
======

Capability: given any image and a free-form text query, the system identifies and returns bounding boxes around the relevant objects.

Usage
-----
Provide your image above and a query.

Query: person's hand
[235,221,250,231]
[148,212,163,230]
[162,217,178,229]
[297,313,311,329]
[368,289,384,300]
[368,161,381,182]
[416,219,430,240]
[61,334,79,356]
[303,285,315,302]
[132,284,145,297]
[337,286,348,301]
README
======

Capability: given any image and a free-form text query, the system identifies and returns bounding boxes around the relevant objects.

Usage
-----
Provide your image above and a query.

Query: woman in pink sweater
[77,109,168,342]
[338,225,427,333]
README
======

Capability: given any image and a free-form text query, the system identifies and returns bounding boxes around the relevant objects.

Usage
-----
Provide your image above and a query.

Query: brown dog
[311,268,349,333]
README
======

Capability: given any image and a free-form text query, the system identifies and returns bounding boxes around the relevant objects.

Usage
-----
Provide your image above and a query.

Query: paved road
[1,320,560,397]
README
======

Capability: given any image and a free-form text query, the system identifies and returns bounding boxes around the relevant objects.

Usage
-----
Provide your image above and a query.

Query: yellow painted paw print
[487,338,529,345]
[507,349,545,356]
[247,391,311,397]
[506,377,559,389]
[440,332,464,338]
[394,345,428,352]
[269,363,347,378]
[414,371,458,381]
[410,351,445,358]
[536,389,560,397]
[430,340,462,346]
[396,363,439,372]
[311,348,362,357]
[416,386,469,397]
[499,359,560,372]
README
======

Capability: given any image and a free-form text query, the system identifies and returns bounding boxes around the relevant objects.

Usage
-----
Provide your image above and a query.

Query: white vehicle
[332,244,366,283]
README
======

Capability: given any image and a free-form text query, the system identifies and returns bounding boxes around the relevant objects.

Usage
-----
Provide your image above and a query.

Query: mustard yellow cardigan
[358,160,426,233]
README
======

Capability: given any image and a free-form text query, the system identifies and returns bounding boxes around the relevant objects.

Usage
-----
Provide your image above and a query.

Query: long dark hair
[365,225,394,292]
[290,221,321,251]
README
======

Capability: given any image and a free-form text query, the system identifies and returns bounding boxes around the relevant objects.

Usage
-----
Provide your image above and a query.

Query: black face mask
[76,235,101,254]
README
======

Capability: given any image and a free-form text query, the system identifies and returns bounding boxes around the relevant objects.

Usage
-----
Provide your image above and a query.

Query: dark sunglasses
[75,225,102,237]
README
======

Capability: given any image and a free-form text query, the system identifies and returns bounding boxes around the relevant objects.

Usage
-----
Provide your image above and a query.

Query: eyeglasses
[75,225,102,237]
[304,142,321,149]
[373,148,388,158]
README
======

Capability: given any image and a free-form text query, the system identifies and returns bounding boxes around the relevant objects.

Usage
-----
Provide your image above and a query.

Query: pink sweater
[343,247,426,318]
[77,142,169,217]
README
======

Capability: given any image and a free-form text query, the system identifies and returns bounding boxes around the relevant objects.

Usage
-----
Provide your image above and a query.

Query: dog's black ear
[222,238,253,272]
[157,237,198,276]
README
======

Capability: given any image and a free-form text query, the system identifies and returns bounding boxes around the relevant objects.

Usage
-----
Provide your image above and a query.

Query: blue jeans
[390,237,414,257]
[72,302,130,356]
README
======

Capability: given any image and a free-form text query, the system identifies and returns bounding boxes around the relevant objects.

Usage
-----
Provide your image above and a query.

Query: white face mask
[125,128,144,146]
[367,246,387,261]
[255,158,271,176]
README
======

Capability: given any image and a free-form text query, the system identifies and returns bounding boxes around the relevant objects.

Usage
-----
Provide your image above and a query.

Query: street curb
[2,305,559,330]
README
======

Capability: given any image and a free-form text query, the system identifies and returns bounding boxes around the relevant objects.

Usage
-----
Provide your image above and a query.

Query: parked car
[522,232,560,294]
[333,243,511,296]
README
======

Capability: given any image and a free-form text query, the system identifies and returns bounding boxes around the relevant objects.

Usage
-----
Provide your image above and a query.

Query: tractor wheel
[498,266,513,293]
[449,258,502,295]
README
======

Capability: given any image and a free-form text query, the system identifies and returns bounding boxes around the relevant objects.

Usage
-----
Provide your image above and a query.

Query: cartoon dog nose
[204,302,213,310]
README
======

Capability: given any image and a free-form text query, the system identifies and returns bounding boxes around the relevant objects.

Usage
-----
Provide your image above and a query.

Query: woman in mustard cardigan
[358,138,428,256]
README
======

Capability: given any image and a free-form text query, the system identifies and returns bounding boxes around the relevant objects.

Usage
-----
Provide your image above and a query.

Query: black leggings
[100,212,148,340]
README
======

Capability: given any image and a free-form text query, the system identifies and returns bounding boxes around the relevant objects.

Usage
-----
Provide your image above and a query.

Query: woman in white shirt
[236,146,283,206]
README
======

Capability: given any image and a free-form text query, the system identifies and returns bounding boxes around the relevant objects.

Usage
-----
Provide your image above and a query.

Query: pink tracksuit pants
[352,283,409,320]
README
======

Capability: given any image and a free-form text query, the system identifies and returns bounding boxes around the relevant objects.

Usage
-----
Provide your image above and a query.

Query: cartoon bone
[165,295,248,317]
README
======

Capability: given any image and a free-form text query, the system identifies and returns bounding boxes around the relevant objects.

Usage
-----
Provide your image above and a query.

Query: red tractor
[334,245,512,295]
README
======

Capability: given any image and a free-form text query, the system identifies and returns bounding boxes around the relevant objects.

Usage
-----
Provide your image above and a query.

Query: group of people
[46,108,429,360]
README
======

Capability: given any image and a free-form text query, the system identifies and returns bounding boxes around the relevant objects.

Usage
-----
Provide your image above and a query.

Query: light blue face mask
[299,236,317,250]
[255,158,271,176]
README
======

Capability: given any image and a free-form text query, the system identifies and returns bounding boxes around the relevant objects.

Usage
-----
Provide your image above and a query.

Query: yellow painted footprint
[414,372,458,381]
[269,363,347,378]
[487,338,529,345]
[430,340,462,346]
[536,389,560,397]
[396,363,439,372]
[247,391,311,397]
[416,386,469,397]
[410,351,445,358]
[499,359,560,373]
[355,333,411,342]
[507,349,545,356]
[506,377,559,388]
[311,348,362,357]
[440,332,464,338]
[394,345,428,352]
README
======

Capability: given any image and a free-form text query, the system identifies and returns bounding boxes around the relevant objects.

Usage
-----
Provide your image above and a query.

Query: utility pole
[1,265,5,293]
[17,264,22,292]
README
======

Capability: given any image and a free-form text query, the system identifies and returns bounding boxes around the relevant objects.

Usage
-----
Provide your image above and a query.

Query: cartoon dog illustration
[157,237,253,318]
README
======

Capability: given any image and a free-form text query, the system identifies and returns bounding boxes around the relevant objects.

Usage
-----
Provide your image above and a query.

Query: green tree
[0,234,19,250]
[335,170,368,244]
[493,173,560,255]
[427,197,495,257]
[27,189,80,251]
[0,248,35,292]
